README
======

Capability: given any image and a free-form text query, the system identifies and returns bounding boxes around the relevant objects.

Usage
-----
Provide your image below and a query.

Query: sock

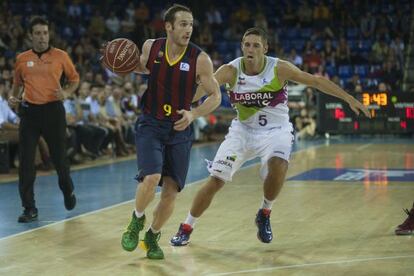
[134,209,144,218]
[150,226,160,234]
[261,197,274,210]
[184,212,197,228]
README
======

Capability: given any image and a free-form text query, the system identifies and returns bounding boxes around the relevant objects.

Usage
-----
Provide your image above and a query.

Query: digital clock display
[317,92,414,134]
[362,92,387,106]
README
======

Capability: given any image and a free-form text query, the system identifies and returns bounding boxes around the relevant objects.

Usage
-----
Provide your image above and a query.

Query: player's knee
[142,174,161,188]
[268,156,287,168]
[208,176,225,192]
[160,190,177,203]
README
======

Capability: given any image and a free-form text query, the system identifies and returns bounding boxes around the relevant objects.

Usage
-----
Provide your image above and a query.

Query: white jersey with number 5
[227,56,290,129]
[207,56,294,182]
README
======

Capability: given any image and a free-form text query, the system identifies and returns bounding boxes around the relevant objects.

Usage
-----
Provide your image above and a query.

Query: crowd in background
[0,0,412,170]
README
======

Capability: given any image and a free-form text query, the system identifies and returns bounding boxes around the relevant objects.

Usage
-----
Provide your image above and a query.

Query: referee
[8,17,80,223]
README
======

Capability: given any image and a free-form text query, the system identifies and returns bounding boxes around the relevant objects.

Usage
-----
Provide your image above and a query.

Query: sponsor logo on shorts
[226,155,237,162]
[213,169,223,173]
[215,159,233,168]
[273,151,285,155]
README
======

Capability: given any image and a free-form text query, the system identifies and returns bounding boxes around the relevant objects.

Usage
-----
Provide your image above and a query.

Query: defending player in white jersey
[171,27,371,245]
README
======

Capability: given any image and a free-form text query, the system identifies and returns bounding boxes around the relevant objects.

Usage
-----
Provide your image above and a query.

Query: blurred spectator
[390,36,405,68]
[105,11,121,37]
[282,3,297,27]
[321,39,335,60]
[88,10,105,38]
[336,37,351,65]
[287,49,303,68]
[205,5,223,30]
[231,2,251,28]
[313,1,331,28]
[360,12,376,38]
[150,11,165,37]
[254,12,268,32]
[294,108,316,140]
[211,51,223,70]
[314,65,329,79]
[135,1,150,23]
[0,81,51,170]
[378,82,389,93]
[371,38,389,64]
[304,48,322,73]
[297,1,313,26]
[346,74,361,92]
[198,24,213,52]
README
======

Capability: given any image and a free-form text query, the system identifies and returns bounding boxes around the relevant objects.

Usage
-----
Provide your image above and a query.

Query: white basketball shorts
[207,119,294,182]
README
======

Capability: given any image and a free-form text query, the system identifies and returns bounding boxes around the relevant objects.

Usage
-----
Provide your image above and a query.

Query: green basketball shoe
[138,229,164,259]
[121,212,145,251]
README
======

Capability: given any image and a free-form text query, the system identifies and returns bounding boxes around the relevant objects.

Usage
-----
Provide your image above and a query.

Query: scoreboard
[317,92,414,134]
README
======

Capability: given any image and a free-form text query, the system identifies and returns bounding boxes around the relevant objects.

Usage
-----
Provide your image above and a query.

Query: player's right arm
[133,39,154,75]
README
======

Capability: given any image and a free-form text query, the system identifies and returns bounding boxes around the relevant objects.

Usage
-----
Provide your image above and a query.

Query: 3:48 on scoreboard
[317,92,414,134]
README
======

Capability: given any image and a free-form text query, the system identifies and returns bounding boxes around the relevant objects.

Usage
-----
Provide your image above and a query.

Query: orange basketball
[102,38,140,74]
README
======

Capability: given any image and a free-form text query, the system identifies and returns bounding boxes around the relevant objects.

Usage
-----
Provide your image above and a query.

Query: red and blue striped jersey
[143,38,202,121]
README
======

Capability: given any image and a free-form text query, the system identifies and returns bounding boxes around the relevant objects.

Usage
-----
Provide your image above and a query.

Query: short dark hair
[29,16,49,33]
[242,27,268,44]
[163,4,192,24]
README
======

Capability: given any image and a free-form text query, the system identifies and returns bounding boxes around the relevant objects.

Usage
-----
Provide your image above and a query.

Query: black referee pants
[18,101,74,209]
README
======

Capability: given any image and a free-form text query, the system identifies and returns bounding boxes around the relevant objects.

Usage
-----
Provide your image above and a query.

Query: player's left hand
[348,98,371,118]
[174,109,194,131]
[55,87,66,101]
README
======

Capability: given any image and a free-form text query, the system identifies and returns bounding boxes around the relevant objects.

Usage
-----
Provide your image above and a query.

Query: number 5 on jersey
[259,114,267,126]
[163,104,172,116]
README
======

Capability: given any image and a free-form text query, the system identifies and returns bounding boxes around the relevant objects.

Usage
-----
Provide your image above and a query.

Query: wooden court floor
[0,142,413,275]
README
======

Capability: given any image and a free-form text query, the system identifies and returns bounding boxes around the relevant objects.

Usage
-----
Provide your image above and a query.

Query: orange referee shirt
[13,47,80,104]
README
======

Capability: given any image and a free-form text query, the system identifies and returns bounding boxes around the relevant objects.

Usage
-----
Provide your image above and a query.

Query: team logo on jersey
[27,61,34,67]
[180,62,190,71]
[237,77,246,85]
[158,51,164,58]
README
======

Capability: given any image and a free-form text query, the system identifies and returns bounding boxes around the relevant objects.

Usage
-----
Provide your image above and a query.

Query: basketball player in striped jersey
[171,27,371,246]
[118,4,221,259]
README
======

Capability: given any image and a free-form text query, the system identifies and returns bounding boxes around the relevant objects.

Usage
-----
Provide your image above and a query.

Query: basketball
[102,38,140,74]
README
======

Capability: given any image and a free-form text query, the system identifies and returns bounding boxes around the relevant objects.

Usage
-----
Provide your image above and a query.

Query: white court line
[356,143,372,151]
[204,255,414,276]
[0,143,327,242]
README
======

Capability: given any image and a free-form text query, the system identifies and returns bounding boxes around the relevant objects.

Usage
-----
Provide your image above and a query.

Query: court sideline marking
[0,143,328,242]
[204,255,414,276]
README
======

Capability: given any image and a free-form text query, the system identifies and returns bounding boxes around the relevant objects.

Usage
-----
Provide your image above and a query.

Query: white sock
[150,226,160,234]
[184,212,197,228]
[261,197,274,210]
[134,209,145,218]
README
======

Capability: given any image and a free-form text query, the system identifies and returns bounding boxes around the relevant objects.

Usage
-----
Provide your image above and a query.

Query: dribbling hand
[174,109,194,131]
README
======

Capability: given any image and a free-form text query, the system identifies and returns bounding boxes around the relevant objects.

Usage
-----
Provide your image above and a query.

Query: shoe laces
[128,216,143,233]
[259,210,271,231]
[147,231,161,249]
